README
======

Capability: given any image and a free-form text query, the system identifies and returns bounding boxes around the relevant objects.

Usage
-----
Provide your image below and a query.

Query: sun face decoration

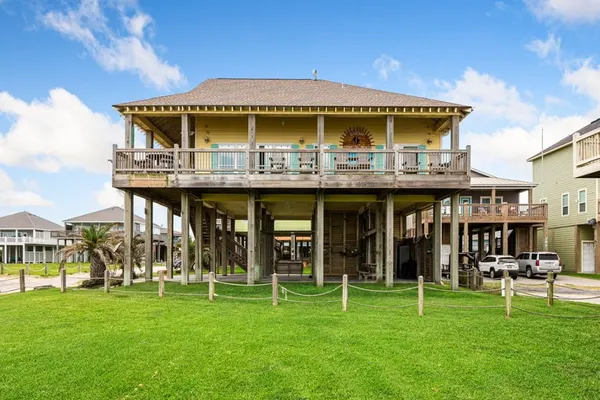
[340,126,373,148]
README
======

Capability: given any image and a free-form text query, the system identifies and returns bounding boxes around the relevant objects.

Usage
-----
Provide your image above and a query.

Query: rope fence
[4,268,600,319]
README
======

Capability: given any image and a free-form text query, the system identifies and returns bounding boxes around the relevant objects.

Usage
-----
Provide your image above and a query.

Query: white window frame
[578,189,587,214]
[561,192,569,216]
[480,196,504,204]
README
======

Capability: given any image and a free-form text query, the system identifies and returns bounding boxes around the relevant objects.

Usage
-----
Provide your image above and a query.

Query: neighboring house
[421,169,546,259]
[112,78,472,287]
[0,211,63,264]
[528,118,600,273]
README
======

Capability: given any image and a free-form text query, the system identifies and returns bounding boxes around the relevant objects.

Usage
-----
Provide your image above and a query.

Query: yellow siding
[195,115,440,149]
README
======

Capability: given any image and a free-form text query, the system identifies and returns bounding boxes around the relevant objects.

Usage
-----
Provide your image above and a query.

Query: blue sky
[1,0,600,227]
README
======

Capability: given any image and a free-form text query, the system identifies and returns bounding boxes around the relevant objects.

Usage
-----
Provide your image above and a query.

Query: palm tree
[59,225,119,286]
[110,231,145,277]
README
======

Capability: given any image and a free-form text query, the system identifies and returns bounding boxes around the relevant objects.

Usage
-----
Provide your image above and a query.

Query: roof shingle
[115,78,470,109]
[65,206,144,224]
[0,211,63,230]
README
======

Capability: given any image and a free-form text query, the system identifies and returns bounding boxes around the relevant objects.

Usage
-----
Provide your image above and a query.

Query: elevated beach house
[112,78,473,287]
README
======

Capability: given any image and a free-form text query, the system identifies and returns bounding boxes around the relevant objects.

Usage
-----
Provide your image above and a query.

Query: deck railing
[432,203,547,222]
[113,145,471,176]
[574,129,600,168]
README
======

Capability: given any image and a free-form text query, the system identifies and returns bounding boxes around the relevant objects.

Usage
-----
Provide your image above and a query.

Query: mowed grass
[1,282,600,399]
[562,272,600,281]
[0,262,91,276]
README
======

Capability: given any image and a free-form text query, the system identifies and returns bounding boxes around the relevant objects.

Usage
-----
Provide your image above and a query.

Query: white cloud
[525,0,600,23]
[526,33,561,60]
[373,55,400,80]
[94,181,123,208]
[464,113,592,180]
[42,0,184,90]
[0,169,52,207]
[563,60,600,104]
[495,1,507,10]
[437,67,538,125]
[0,88,122,173]
[544,95,564,105]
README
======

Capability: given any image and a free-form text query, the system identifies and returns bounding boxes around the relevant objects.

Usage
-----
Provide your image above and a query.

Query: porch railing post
[173,144,179,175]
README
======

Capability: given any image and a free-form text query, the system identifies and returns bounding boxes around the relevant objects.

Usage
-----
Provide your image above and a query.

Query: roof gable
[65,206,144,224]
[528,117,600,161]
[0,211,63,230]
[116,78,470,109]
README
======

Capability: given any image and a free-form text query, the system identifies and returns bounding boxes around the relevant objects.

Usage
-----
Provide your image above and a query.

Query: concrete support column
[195,201,203,281]
[375,204,383,283]
[123,190,134,286]
[144,199,153,282]
[450,192,460,291]
[502,223,509,255]
[247,191,257,285]
[180,192,190,285]
[433,202,442,284]
[166,206,174,279]
[315,191,325,287]
[385,193,395,287]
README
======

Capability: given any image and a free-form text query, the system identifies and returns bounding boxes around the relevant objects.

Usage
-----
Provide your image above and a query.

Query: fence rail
[426,203,548,222]
[113,146,471,176]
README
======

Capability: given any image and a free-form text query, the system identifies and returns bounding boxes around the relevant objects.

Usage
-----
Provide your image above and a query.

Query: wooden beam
[195,201,203,282]
[167,206,174,279]
[502,222,509,256]
[247,191,256,284]
[433,118,451,134]
[394,194,436,203]
[135,116,174,148]
[144,199,153,282]
[248,114,256,172]
[259,194,316,202]
[209,207,217,275]
[181,113,190,149]
[376,204,383,283]
[123,190,134,286]
[386,115,394,149]
[125,114,134,148]
[433,202,442,284]
[450,192,460,290]
[385,193,394,287]
[221,216,228,276]
[451,115,460,150]
[315,190,325,287]
[181,191,190,285]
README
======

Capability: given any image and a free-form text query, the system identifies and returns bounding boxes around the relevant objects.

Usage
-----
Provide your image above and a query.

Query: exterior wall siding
[195,116,441,149]
[457,189,521,204]
[536,226,576,271]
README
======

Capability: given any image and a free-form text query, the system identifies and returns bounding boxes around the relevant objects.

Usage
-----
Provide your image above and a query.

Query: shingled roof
[528,117,600,161]
[64,206,144,224]
[115,78,470,109]
[0,211,63,231]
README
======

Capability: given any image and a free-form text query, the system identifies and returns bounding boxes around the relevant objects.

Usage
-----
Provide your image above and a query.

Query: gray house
[0,211,63,264]
[528,118,600,273]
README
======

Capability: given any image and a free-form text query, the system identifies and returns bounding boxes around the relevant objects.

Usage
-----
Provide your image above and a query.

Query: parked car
[479,255,519,279]
[515,252,561,279]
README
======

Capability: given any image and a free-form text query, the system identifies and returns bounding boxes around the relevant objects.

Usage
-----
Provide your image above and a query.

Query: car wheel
[489,268,496,279]
[513,275,518,280]
[526,267,533,279]
[553,274,559,279]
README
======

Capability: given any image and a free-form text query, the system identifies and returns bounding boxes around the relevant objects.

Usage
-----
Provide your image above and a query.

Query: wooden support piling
[60,267,66,293]
[342,274,348,312]
[418,275,424,316]
[209,271,215,302]
[19,269,25,292]
[158,270,165,298]
[272,273,278,306]
[104,269,109,294]
[504,270,511,318]
[547,271,554,307]
[44,264,48,276]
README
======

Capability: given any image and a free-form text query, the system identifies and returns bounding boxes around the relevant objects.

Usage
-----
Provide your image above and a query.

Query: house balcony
[424,203,547,224]
[573,129,600,178]
[112,146,471,190]
[0,236,58,246]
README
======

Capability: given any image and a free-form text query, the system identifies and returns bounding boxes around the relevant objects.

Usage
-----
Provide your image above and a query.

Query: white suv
[515,252,561,279]
[479,255,519,279]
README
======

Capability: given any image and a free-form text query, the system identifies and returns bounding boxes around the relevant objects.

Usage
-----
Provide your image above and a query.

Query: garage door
[582,241,595,273]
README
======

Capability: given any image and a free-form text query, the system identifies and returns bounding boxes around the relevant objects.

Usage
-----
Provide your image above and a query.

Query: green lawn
[562,272,600,281]
[0,262,91,276]
[1,282,599,399]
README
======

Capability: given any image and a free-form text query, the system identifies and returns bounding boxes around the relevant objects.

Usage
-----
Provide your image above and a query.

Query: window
[561,193,569,216]
[539,253,559,261]
[578,189,587,213]
[531,253,538,260]
[482,256,495,263]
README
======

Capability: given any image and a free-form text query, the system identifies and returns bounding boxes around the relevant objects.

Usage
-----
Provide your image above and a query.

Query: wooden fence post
[209,271,215,302]
[504,271,511,318]
[418,275,424,316]
[547,271,554,307]
[104,269,109,294]
[1,263,4,274]
[19,269,25,292]
[26,264,29,275]
[60,267,66,293]
[342,274,348,312]
[78,263,82,274]
[44,264,48,276]
[272,273,278,306]
[158,270,165,298]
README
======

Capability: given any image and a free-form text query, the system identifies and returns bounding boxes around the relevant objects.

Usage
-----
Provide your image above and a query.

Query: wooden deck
[423,203,547,224]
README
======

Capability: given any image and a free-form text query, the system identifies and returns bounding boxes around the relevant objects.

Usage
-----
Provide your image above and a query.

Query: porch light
[299,137,305,144]
[204,136,210,143]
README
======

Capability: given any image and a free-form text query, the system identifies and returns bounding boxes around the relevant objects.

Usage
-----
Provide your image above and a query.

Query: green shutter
[290,144,300,174]
[375,144,384,174]
[328,145,338,174]
[418,144,427,174]
[211,144,219,173]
